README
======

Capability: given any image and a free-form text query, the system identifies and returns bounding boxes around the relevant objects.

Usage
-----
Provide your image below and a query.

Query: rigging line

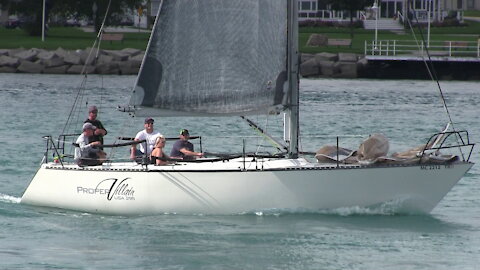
[85,42,105,110]
[108,111,137,163]
[61,76,87,136]
[240,116,287,152]
[61,0,113,136]
[255,115,269,155]
[100,75,105,109]
[406,1,453,124]
[67,88,87,158]
[406,0,464,159]
[82,0,112,76]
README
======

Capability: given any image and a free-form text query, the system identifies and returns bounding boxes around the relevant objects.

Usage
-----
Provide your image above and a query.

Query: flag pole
[42,0,45,42]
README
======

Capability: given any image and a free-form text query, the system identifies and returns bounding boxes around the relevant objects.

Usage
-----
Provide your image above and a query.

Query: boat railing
[117,136,203,153]
[420,130,475,162]
[42,135,66,166]
[57,133,80,158]
[44,134,205,164]
[301,130,474,167]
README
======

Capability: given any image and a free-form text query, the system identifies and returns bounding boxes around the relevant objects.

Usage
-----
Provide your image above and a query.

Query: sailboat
[21,0,474,215]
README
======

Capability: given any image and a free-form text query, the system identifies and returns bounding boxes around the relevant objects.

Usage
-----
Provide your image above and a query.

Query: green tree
[55,0,143,33]
[328,0,374,40]
[0,0,48,35]
[1,0,142,36]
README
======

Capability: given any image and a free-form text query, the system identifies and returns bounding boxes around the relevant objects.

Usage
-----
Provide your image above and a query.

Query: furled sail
[130,0,288,116]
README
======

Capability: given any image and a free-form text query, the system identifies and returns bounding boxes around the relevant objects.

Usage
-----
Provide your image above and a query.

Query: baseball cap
[88,105,98,113]
[180,129,189,136]
[144,117,154,124]
[82,122,97,131]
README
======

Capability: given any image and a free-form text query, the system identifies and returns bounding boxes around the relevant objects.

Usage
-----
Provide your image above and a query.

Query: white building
[297,0,479,22]
[142,0,480,24]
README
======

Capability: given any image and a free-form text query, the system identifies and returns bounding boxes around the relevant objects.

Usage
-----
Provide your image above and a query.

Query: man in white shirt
[130,117,163,163]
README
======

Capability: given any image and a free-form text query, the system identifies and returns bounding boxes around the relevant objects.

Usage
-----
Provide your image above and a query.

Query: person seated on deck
[84,105,107,147]
[150,136,170,165]
[170,129,203,160]
[74,123,107,166]
[130,117,163,164]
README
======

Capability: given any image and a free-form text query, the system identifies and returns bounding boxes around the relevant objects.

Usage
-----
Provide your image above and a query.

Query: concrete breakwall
[299,52,480,80]
[0,47,143,75]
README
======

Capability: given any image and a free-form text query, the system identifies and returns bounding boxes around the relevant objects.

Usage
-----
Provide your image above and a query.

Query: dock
[364,40,480,63]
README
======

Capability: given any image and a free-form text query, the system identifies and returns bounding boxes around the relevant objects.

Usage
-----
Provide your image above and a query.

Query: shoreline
[0,47,142,75]
[0,48,479,80]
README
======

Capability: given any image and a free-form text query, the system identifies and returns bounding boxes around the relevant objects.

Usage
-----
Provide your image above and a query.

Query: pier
[364,39,480,62]
[359,40,480,80]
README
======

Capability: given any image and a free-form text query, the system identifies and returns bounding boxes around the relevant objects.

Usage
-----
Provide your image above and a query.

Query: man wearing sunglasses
[130,117,163,163]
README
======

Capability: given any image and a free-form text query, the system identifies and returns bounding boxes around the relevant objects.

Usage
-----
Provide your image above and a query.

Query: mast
[287,0,299,158]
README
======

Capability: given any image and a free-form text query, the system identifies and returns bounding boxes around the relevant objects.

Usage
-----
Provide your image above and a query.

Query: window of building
[301,1,311,11]
[467,0,473,9]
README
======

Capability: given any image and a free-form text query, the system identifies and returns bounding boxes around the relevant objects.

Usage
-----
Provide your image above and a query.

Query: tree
[55,0,143,33]
[0,0,52,36]
[1,0,143,36]
[328,0,374,40]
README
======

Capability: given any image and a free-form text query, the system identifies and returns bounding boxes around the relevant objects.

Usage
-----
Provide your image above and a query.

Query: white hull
[21,158,473,215]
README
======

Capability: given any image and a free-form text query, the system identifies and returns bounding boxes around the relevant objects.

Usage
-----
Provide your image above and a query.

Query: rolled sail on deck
[130,0,288,116]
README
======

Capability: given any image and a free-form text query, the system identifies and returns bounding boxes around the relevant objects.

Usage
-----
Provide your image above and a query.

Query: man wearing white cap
[74,123,106,166]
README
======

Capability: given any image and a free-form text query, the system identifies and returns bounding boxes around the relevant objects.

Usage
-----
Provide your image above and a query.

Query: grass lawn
[0,21,479,54]
[464,10,480,17]
[0,27,150,50]
[300,19,480,54]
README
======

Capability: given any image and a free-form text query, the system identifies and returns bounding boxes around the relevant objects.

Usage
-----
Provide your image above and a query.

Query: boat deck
[45,157,364,171]
[42,157,458,173]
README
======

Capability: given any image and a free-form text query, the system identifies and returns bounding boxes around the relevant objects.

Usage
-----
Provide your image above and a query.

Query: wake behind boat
[21,0,474,215]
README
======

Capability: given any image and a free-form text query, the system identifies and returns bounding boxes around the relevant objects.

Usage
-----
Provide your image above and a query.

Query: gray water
[0,73,479,269]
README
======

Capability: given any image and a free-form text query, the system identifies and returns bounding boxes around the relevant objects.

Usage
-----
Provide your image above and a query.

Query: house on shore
[1,1,479,27]
[298,0,480,23]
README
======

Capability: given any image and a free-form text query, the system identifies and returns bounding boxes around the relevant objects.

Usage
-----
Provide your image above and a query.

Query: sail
[130,0,289,116]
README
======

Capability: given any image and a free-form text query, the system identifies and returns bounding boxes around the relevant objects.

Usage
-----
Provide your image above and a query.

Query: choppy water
[0,73,479,269]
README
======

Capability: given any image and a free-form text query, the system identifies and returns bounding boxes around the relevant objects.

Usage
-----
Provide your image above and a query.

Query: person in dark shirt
[84,105,107,145]
[170,129,203,160]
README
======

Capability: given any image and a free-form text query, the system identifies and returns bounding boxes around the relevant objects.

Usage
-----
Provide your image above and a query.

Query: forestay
[130,0,289,116]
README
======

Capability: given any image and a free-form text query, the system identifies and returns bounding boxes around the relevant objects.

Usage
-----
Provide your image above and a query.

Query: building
[298,0,351,21]
[0,4,8,25]
[467,0,480,9]
[298,0,479,22]
[140,1,480,24]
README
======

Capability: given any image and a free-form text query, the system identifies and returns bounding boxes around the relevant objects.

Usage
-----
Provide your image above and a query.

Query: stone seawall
[0,47,366,78]
[1,48,478,80]
[300,52,366,78]
[0,47,143,75]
